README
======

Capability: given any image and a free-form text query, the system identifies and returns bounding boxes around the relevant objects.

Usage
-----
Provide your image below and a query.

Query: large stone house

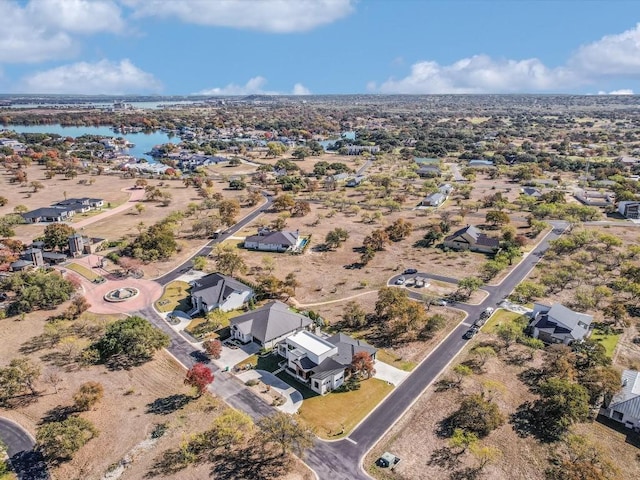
[189,273,253,314]
[278,330,377,395]
[528,303,593,345]
[443,225,500,254]
[229,301,312,349]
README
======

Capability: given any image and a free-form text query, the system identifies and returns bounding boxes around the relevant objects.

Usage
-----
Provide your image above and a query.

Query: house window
[612,411,623,421]
[313,381,319,389]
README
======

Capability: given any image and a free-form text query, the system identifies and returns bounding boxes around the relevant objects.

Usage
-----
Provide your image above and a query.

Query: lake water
[2,124,177,162]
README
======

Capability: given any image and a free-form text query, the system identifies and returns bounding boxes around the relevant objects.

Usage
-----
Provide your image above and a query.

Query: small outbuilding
[376,452,401,469]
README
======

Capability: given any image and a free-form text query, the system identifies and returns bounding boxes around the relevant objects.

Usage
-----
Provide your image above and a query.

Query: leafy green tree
[325,228,349,250]
[532,378,591,440]
[130,223,177,261]
[91,316,170,367]
[272,194,296,212]
[546,434,619,480]
[192,256,207,271]
[495,322,523,350]
[512,281,546,303]
[215,250,247,276]
[43,223,76,251]
[486,210,510,226]
[342,301,367,328]
[73,381,104,411]
[37,417,98,462]
[229,179,246,190]
[449,428,478,454]
[363,229,389,251]
[385,218,413,242]
[2,270,76,315]
[448,394,504,437]
[457,277,483,298]
[218,199,240,226]
[471,345,497,368]
[258,412,315,457]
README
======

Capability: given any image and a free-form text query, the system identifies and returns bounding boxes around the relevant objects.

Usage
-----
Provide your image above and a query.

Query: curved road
[0,418,48,480]
[142,188,567,480]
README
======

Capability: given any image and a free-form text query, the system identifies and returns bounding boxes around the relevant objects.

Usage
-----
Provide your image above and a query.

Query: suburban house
[346,145,380,155]
[420,192,446,207]
[521,187,542,198]
[277,330,377,395]
[55,197,104,212]
[468,159,495,168]
[9,247,66,271]
[443,225,500,254]
[618,201,640,220]
[574,190,615,207]
[439,184,454,196]
[189,273,253,313]
[417,165,442,178]
[346,175,366,187]
[229,301,313,348]
[21,207,75,223]
[603,370,640,432]
[528,303,593,345]
[244,228,303,252]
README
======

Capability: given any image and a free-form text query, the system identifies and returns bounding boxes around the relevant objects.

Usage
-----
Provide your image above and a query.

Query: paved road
[142,186,567,480]
[0,418,49,480]
[304,221,568,480]
[155,193,273,286]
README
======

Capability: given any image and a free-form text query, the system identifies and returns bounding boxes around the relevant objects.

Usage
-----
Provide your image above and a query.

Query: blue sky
[1,0,640,95]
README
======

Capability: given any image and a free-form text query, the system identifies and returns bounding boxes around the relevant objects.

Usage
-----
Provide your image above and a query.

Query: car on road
[395,276,406,285]
[474,317,486,327]
[404,268,418,275]
[480,307,495,319]
[463,325,480,339]
[435,299,447,306]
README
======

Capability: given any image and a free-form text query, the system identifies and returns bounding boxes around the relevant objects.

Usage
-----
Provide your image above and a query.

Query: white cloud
[571,24,640,76]
[124,0,355,33]
[21,59,162,94]
[27,0,125,34]
[372,23,640,94]
[292,83,311,95]
[0,0,125,63]
[198,76,277,95]
[598,89,634,95]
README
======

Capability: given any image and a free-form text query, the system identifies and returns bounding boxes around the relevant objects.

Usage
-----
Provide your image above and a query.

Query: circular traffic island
[104,287,140,302]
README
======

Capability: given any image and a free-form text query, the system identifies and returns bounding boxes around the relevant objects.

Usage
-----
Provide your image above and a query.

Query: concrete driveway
[373,360,410,386]
[237,369,303,414]
[214,341,260,370]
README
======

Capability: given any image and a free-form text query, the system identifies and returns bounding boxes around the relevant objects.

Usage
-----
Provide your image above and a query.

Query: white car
[395,277,405,285]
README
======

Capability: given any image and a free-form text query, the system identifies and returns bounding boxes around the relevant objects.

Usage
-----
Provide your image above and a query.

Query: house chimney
[623,378,628,387]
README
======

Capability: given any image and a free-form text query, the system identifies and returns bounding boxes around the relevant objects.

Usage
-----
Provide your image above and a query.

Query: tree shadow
[209,445,291,480]
[510,401,559,442]
[9,450,49,480]
[20,333,59,355]
[428,446,460,470]
[39,351,78,368]
[450,466,482,480]
[146,394,193,415]
[40,404,76,424]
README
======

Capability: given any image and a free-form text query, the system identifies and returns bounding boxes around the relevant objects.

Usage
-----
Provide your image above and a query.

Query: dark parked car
[463,325,480,339]
[404,268,418,275]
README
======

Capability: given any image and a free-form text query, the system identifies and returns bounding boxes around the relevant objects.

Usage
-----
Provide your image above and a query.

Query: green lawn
[65,262,102,282]
[377,349,416,372]
[155,281,190,313]
[484,309,523,332]
[185,310,243,339]
[235,352,282,372]
[590,330,621,358]
[297,378,394,439]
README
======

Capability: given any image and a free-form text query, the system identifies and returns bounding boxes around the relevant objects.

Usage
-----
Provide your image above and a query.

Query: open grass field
[297,378,394,439]
[591,329,621,358]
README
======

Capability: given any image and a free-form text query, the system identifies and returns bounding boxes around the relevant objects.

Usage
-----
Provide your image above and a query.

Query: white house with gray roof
[189,273,253,314]
[529,303,593,345]
[229,301,312,348]
[278,330,377,395]
[244,228,302,252]
[604,370,640,432]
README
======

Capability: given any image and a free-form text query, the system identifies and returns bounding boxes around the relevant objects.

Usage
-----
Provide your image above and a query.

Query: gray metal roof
[326,332,377,367]
[229,301,312,344]
[190,273,252,308]
[245,230,299,247]
[609,370,640,419]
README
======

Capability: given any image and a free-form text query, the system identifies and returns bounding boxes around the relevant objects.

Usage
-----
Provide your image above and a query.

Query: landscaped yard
[485,309,523,332]
[185,310,243,339]
[296,378,394,439]
[154,280,190,313]
[235,352,282,372]
[590,328,621,358]
[65,262,103,282]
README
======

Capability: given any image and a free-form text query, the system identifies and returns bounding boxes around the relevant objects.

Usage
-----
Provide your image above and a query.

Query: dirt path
[290,290,378,308]
[72,187,144,229]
